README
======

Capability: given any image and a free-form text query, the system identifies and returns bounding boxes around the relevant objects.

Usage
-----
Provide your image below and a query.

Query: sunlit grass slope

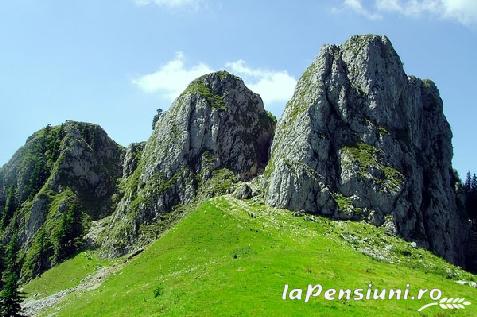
[23,251,111,299]
[31,196,477,316]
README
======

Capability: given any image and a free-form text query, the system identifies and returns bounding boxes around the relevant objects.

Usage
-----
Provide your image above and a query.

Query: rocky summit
[102,71,276,255]
[0,121,124,279]
[264,35,470,266]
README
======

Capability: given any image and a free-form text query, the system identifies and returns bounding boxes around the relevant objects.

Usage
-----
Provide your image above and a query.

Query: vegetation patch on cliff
[341,143,404,193]
[197,168,236,199]
[21,187,88,280]
[185,79,225,110]
[332,193,363,216]
[286,61,318,124]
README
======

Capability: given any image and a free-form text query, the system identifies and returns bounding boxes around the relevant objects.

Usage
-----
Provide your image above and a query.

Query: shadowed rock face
[265,35,470,267]
[104,71,276,255]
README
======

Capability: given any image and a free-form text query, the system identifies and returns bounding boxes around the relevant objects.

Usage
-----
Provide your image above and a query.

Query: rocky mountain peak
[180,70,247,109]
[144,70,275,180]
[102,71,276,255]
[265,34,470,267]
[0,121,124,278]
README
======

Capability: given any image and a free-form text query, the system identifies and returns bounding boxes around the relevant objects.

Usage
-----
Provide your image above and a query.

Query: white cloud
[376,0,447,17]
[343,0,382,20]
[340,0,477,25]
[132,52,213,100]
[133,54,297,107]
[442,0,477,25]
[134,0,199,9]
[225,60,297,105]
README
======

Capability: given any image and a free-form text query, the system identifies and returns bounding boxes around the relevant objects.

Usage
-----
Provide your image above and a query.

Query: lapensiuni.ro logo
[282,284,472,312]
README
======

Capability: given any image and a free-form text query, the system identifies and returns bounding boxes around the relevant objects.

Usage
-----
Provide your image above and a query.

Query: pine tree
[1,188,16,229]
[51,201,82,264]
[466,173,477,220]
[152,108,163,130]
[0,236,25,317]
[465,172,472,192]
[0,243,4,292]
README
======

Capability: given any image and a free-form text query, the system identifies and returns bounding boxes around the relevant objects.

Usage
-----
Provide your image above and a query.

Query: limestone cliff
[265,35,470,266]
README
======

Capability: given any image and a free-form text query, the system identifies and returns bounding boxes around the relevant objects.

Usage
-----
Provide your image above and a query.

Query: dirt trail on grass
[22,263,122,316]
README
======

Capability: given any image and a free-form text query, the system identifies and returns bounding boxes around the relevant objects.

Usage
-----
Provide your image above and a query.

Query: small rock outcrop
[233,183,254,200]
[122,142,146,178]
[265,35,470,267]
[104,71,276,255]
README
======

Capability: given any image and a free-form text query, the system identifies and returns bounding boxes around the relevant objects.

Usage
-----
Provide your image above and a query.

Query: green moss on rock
[263,158,275,179]
[333,193,362,215]
[378,126,389,136]
[185,79,226,110]
[286,61,318,123]
[21,187,87,280]
[198,168,236,199]
[341,143,404,193]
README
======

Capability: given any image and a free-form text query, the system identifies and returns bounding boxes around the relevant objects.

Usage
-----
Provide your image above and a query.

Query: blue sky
[0,0,476,177]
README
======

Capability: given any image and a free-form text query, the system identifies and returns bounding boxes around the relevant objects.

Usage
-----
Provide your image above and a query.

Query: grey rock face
[104,71,275,255]
[265,35,470,266]
[145,71,274,182]
[52,122,125,217]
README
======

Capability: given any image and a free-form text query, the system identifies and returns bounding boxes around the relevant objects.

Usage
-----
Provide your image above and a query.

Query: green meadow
[25,196,477,317]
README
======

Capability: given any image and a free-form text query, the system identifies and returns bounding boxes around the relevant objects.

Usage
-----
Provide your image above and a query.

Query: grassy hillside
[26,196,477,316]
[23,251,111,299]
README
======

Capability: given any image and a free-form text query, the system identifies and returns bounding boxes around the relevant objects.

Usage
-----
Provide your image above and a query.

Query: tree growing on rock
[152,108,164,130]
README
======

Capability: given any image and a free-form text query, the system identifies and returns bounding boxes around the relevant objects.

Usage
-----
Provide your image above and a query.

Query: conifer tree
[465,172,477,220]
[152,108,163,130]
[1,188,16,229]
[0,236,25,317]
[465,172,472,192]
[0,243,4,292]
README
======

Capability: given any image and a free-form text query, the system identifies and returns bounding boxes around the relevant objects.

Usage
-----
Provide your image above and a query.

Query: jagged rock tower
[104,71,276,255]
[265,35,470,266]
